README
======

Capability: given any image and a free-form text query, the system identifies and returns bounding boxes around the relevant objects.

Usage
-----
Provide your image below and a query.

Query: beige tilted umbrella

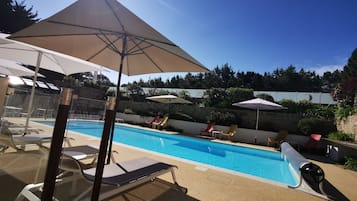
[9,0,207,199]
[233,98,286,130]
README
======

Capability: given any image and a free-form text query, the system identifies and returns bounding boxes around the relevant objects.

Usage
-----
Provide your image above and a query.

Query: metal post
[24,51,42,134]
[106,34,126,164]
[91,96,116,201]
[41,88,72,201]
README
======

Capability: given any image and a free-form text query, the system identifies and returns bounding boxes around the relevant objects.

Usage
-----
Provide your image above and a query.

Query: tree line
[125,48,356,93]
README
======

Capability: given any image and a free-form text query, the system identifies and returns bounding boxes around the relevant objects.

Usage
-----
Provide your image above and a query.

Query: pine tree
[0,0,39,33]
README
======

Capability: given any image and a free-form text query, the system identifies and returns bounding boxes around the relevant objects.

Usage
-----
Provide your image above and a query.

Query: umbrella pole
[255,108,260,130]
[24,51,42,134]
[91,34,127,201]
[107,34,127,164]
[90,97,116,201]
[41,88,72,200]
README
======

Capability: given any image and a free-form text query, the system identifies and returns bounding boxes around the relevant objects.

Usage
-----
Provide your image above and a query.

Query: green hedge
[297,118,336,136]
[344,157,357,171]
[328,131,355,142]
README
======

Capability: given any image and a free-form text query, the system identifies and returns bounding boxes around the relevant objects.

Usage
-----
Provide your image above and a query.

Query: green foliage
[341,48,357,81]
[210,111,239,126]
[204,87,254,108]
[332,78,357,106]
[255,93,274,102]
[127,63,341,92]
[227,87,254,103]
[302,105,336,120]
[280,99,315,113]
[344,157,357,171]
[328,131,355,142]
[335,106,357,120]
[0,0,39,33]
[297,118,336,136]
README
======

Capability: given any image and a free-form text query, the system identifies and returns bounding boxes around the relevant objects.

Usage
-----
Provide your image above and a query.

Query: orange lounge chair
[152,116,169,129]
[218,124,238,140]
[267,130,288,147]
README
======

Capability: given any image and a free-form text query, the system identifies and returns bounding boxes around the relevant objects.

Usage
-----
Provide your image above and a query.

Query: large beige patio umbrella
[233,98,286,130]
[9,0,207,199]
[0,34,101,133]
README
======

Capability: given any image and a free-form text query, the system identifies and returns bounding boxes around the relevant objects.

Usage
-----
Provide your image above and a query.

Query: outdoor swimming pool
[37,120,298,186]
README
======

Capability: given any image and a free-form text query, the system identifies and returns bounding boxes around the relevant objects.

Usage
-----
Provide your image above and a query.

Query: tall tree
[0,0,39,33]
[341,48,357,81]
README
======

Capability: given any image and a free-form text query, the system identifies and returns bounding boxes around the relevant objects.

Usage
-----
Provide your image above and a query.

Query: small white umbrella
[0,58,43,77]
[146,95,192,104]
[146,95,192,115]
[232,98,286,130]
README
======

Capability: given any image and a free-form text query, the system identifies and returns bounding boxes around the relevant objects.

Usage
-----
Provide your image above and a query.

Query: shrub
[297,118,336,136]
[255,93,274,102]
[210,111,239,126]
[328,131,355,142]
[344,157,357,171]
[303,105,336,120]
[280,99,315,113]
[335,106,357,121]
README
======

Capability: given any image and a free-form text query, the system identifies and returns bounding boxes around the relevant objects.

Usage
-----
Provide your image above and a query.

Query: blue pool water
[38,120,297,186]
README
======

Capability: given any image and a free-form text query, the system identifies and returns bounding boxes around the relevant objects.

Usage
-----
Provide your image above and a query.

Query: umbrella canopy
[0,33,101,75]
[8,0,208,76]
[8,0,207,199]
[146,95,192,115]
[146,95,192,104]
[232,98,286,130]
[0,33,101,132]
[0,58,42,77]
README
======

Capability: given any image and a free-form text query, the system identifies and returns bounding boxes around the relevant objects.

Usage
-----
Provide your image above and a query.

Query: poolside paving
[1,118,356,200]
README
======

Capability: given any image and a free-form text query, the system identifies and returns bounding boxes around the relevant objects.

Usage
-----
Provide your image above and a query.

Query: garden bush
[344,157,357,171]
[335,106,357,120]
[297,118,336,136]
[302,105,336,120]
[328,131,355,142]
[210,111,240,126]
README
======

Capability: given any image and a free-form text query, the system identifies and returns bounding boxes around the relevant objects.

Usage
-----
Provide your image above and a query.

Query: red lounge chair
[303,133,323,153]
[200,121,215,136]
[145,116,160,126]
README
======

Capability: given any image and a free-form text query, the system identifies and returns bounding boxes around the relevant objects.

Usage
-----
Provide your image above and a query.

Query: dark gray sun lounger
[16,157,186,201]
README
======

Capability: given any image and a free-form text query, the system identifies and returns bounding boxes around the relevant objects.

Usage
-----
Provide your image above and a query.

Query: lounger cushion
[83,157,174,186]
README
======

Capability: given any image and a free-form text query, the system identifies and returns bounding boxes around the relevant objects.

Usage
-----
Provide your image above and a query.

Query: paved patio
[1,118,356,200]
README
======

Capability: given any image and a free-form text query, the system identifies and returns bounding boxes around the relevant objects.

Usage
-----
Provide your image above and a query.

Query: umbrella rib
[127,39,153,55]
[40,20,177,47]
[105,0,126,33]
[97,33,122,54]
[86,34,123,61]
[131,39,164,72]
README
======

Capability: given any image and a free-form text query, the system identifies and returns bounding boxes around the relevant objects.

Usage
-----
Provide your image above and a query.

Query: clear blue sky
[23,0,357,84]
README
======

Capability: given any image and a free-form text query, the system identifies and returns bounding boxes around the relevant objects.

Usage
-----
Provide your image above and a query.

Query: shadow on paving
[303,168,349,201]
[321,179,349,201]
[0,170,28,201]
[0,150,198,201]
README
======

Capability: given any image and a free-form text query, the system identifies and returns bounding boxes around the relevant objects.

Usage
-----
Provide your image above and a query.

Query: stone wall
[337,114,357,141]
